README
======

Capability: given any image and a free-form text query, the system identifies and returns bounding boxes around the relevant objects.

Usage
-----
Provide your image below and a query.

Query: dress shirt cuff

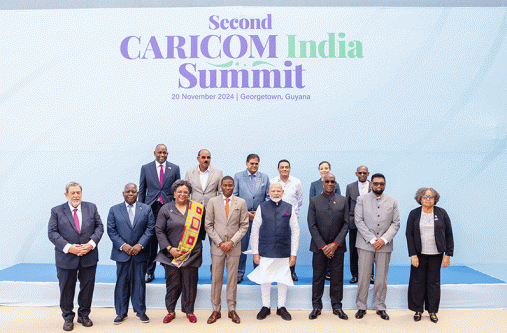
[63,244,71,254]
[319,245,327,250]
[88,240,96,249]
[139,244,144,249]
[291,251,297,256]
[369,238,376,245]
[381,237,388,244]
[120,243,126,251]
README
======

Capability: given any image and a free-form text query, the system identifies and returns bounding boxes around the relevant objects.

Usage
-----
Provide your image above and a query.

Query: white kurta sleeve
[250,206,263,255]
[289,206,300,256]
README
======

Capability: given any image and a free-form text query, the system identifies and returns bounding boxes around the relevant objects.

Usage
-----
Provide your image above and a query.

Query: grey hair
[123,183,138,191]
[356,165,368,172]
[323,173,335,180]
[414,187,440,205]
[65,182,82,193]
[171,179,193,195]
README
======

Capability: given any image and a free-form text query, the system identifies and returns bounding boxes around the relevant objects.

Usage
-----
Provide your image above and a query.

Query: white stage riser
[1,282,506,310]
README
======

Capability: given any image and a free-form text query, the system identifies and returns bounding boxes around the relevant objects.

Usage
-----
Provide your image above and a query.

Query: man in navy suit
[107,183,155,325]
[48,182,104,331]
[139,144,180,283]
[233,153,270,283]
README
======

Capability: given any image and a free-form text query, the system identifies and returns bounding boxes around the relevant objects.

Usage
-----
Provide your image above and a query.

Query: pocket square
[283,213,289,217]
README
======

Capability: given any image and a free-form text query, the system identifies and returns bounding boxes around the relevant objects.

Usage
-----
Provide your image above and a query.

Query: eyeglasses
[372,182,385,186]
[175,191,190,195]
[422,195,434,199]
[324,180,336,184]
[357,172,368,175]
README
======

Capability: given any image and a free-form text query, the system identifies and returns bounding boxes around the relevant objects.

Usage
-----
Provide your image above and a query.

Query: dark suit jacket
[345,181,370,230]
[48,201,104,269]
[307,193,349,253]
[309,178,341,199]
[107,202,155,262]
[139,161,180,205]
[405,206,454,257]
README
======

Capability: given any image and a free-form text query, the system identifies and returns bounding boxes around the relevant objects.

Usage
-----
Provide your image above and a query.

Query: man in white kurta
[248,183,300,321]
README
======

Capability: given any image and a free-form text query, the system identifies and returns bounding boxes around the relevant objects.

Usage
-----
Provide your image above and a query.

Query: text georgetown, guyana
[171,93,310,101]
[120,14,363,89]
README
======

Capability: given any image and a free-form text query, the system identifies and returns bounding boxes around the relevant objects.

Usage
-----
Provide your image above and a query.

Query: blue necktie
[128,205,134,226]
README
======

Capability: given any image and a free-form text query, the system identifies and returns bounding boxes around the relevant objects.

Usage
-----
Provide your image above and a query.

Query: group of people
[47,144,454,331]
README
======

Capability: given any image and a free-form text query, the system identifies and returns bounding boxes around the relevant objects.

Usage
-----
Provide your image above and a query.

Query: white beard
[271,197,281,203]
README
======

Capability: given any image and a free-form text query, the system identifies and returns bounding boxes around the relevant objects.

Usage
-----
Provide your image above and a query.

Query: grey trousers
[356,248,391,311]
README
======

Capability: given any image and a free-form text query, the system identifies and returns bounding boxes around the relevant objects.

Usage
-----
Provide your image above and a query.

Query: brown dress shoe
[228,310,241,324]
[207,311,221,324]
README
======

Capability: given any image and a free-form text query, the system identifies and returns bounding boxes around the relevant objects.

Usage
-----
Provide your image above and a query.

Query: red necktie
[225,198,230,219]
[159,165,164,204]
[73,208,81,233]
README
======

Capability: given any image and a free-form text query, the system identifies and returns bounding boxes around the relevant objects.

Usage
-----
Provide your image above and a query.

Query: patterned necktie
[225,198,230,219]
[159,164,164,204]
[73,208,81,233]
[128,204,134,225]
[249,174,255,192]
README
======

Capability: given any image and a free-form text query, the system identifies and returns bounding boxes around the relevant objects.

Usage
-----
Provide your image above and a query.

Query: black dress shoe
[376,310,389,320]
[355,309,366,319]
[276,307,292,321]
[146,274,155,283]
[114,314,128,325]
[414,311,422,322]
[257,306,271,320]
[63,319,74,331]
[349,276,358,284]
[429,313,438,323]
[291,272,298,281]
[137,312,150,323]
[309,309,321,320]
[77,316,93,327]
[370,277,375,284]
[237,275,243,284]
[333,309,348,320]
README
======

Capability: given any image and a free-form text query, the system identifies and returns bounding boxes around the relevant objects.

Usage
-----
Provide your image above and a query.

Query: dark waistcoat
[259,200,292,258]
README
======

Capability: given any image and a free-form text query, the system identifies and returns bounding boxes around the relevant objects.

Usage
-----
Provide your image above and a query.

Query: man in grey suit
[354,173,400,321]
[345,165,372,284]
[205,176,249,324]
[233,153,270,283]
[185,149,223,207]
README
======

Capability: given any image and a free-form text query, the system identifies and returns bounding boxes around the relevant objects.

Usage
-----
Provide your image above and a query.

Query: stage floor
[1,263,506,310]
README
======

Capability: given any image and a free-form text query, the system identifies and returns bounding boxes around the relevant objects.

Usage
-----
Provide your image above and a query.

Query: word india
[120,15,363,89]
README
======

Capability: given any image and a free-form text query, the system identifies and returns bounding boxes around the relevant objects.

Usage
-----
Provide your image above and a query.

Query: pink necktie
[73,208,81,233]
[159,165,164,204]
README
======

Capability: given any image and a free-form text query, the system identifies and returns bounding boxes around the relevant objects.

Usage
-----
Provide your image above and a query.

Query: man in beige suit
[185,149,223,207]
[205,176,249,324]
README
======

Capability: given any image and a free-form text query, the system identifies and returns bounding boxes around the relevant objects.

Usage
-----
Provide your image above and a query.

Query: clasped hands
[68,243,93,256]
[122,244,143,256]
[411,255,451,268]
[219,241,234,253]
[253,254,297,267]
[322,242,339,258]
[373,238,385,250]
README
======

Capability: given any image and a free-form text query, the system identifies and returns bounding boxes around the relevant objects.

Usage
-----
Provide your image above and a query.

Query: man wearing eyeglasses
[345,166,374,284]
[354,173,400,321]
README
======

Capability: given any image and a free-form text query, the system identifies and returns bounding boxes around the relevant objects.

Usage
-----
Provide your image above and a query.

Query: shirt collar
[68,202,81,212]
[125,201,136,209]
[199,168,209,175]
[222,194,232,200]
[156,161,166,169]
[248,170,258,177]
[323,191,334,198]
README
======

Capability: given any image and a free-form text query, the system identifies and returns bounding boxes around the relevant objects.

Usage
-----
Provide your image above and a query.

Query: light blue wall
[1,6,506,269]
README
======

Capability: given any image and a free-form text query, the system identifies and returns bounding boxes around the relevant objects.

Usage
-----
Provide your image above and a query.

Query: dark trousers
[57,264,97,321]
[238,220,257,278]
[163,264,199,314]
[408,253,443,313]
[348,229,374,278]
[312,251,344,310]
[114,258,147,316]
[147,201,163,275]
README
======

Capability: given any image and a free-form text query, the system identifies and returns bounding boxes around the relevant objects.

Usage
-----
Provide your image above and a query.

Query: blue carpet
[0,263,504,285]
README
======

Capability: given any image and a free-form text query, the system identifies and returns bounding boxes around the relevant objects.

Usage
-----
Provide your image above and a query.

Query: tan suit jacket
[205,194,249,312]
[185,165,223,207]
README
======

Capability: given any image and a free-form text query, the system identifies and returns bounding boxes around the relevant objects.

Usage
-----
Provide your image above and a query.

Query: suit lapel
[133,204,143,229]
[227,196,237,222]
[149,161,161,188]
[162,163,173,187]
[194,167,203,192]
[120,203,133,229]
[63,203,80,234]
[203,167,213,192]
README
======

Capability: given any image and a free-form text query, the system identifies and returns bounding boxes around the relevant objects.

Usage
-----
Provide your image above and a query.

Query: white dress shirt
[156,161,167,182]
[199,168,209,191]
[358,180,370,196]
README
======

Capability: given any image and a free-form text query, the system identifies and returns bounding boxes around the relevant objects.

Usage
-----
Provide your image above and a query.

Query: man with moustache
[48,182,104,331]
[354,173,400,321]
[345,165,374,284]
[233,154,270,283]
[139,144,180,283]
[307,173,349,320]
[205,176,249,324]
[107,183,156,325]
[185,149,223,207]
[248,183,300,321]
[270,159,303,281]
